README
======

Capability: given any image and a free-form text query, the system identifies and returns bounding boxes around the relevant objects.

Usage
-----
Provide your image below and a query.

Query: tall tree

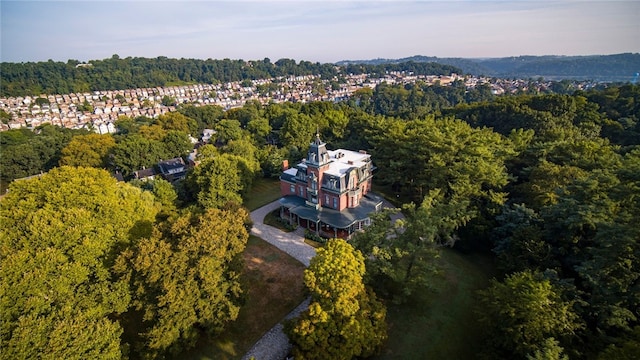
[353,190,471,302]
[117,207,248,357]
[369,117,513,208]
[185,152,244,208]
[161,130,192,158]
[59,133,116,168]
[154,112,198,135]
[278,108,315,150]
[477,271,581,359]
[0,167,158,359]
[286,239,387,360]
[111,135,167,176]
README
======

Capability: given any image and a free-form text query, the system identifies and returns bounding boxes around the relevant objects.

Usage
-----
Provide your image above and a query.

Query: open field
[182,235,307,360]
[243,177,282,211]
[374,249,496,359]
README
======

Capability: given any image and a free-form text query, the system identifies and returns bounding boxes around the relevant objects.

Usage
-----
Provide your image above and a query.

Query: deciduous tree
[186,153,244,208]
[59,133,116,168]
[353,190,470,302]
[111,135,167,176]
[118,207,248,357]
[477,271,581,358]
[286,239,387,359]
[0,167,158,359]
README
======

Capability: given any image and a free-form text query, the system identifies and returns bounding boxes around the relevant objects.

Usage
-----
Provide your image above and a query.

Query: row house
[1,72,497,133]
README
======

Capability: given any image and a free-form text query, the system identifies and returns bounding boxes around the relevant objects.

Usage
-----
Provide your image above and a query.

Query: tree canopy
[117,207,249,357]
[286,239,387,360]
[477,271,581,359]
[0,166,159,359]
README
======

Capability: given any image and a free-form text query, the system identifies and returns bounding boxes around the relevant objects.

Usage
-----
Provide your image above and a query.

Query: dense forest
[0,56,459,97]
[338,53,640,81]
[1,82,639,359]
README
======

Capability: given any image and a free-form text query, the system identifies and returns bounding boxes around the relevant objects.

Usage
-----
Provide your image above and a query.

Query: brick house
[279,134,383,239]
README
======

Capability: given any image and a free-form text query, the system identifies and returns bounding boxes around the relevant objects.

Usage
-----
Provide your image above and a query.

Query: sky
[1,0,638,63]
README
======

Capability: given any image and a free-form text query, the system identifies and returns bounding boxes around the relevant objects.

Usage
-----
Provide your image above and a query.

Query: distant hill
[337,53,640,82]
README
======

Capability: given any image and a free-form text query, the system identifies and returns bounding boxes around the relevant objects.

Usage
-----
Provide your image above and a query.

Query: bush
[304,230,326,244]
[264,209,296,232]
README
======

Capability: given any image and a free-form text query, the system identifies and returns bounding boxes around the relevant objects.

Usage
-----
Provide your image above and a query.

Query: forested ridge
[1,82,639,359]
[0,55,459,97]
[338,53,640,81]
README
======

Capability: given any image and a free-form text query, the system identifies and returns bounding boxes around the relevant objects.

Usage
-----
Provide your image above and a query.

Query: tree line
[0,55,460,97]
[338,53,640,81]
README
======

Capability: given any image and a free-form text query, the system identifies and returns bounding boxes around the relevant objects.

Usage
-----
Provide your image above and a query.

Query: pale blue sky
[1,0,638,63]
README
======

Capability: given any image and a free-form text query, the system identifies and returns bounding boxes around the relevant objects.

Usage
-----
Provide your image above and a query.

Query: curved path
[248,200,316,267]
[242,200,316,360]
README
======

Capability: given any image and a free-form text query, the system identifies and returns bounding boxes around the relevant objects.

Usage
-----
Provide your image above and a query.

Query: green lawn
[243,177,282,211]
[374,248,496,359]
[263,209,295,232]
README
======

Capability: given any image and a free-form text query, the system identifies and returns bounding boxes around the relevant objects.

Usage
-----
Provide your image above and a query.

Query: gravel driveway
[242,200,316,360]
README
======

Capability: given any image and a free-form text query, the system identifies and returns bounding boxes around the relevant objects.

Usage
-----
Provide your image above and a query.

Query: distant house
[279,134,382,239]
[202,129,216,144]
[158,157,187,182]
[133,167,156,181]
[94,121,116,134]
[112,171,125,182]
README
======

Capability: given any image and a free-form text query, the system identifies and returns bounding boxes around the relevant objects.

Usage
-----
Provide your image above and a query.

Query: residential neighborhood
[0,72,570,133]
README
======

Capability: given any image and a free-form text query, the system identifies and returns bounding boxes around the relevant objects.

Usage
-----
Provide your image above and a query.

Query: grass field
[374,248,496,359]
[182,236,307,360]
[181,178,303,359]
[243,177,282,211]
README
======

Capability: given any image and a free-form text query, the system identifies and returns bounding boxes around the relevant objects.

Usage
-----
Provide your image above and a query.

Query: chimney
[282,159,289,170]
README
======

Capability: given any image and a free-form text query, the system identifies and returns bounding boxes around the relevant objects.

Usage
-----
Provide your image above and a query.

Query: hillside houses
[0,72,534,132]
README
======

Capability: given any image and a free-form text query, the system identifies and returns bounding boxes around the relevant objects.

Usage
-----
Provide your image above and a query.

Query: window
[333,197,338,209]
[299,186,304,197]
[325,194,329,205]
[290,184,295,194]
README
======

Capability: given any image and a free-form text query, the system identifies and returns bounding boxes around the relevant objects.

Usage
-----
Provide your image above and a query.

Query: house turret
[306,133,329,168]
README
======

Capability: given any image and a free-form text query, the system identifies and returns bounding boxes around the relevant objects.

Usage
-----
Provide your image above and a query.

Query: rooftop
[324,149,369,177]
